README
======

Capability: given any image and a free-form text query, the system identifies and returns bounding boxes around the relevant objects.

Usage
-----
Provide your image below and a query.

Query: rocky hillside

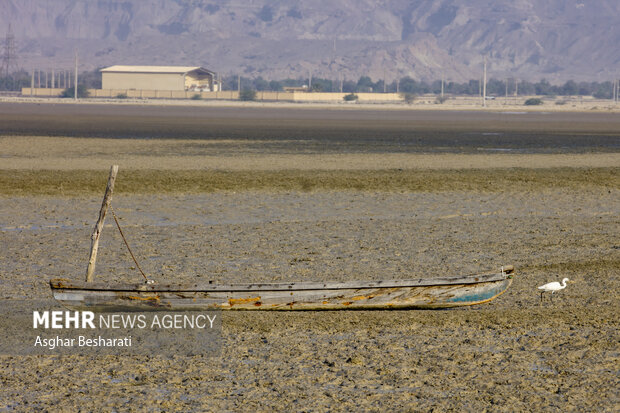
[3,0,619,82]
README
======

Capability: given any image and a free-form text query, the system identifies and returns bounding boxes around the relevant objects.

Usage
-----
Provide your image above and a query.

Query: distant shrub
[400,92,416,104]
[524,98,543,106]
[343,93,358,102]
[191,93,202,100]
[555,99,567,105]
[60,85,89,98]
[257,5,273,22]
[435,95,448,104]
[239,88,257,101]
[115,93,128,99]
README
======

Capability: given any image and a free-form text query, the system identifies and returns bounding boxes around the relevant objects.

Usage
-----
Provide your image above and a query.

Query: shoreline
[2,95,620,113]
[1,150,618,171]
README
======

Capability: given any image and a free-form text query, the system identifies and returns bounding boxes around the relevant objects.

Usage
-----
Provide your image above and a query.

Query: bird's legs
[540,291,544,305]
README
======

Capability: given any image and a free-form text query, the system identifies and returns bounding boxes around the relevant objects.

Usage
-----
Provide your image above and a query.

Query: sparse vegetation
[1,168,616,196]
[343,93,358,102]
[0,69,30,91]
[436,95,448,104]
[401,92,416,104]
[524,98,543,106]
[60,85,90,98]
[217,75,620,98]
[257,5,273,22]
[0,67,616,98]
[115,93,128,99]
[239,88,257,101]
[191,93,202,100]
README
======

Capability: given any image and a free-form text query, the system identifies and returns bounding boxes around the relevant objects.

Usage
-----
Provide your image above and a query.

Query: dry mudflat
[0,103,618,411]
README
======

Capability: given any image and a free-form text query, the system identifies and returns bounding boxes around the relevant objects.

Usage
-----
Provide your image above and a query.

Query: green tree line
[2,69,617,99]
[0,69,102,91]
[224,75,619,98]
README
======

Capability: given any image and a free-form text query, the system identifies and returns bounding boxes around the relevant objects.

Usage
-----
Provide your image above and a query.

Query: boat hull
[50,269,513,311]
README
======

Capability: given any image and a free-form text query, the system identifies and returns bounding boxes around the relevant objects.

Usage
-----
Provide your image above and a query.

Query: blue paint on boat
[446,284,505,303]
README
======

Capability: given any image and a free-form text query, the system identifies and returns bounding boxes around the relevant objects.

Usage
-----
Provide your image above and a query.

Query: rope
[110,207,151,283]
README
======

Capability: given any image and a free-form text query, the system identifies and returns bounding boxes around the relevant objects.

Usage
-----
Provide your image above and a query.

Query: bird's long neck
[561,280,567,288]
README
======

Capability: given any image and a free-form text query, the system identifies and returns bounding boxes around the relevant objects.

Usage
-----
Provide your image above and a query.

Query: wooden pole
[86,165,119,282]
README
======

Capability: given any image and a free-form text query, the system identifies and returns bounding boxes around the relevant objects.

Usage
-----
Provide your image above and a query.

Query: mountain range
[3,0,620,83]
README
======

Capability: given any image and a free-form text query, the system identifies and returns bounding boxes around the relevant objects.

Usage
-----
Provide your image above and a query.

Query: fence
[21,88,406,102]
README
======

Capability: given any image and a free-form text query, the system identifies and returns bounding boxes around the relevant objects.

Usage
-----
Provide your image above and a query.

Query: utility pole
[51,66,55,89]
[237,75,240,92]
[30,68,34,96]
[441,72,444,99]
[505,78,508,104]
[308,70,312,90]
[515,78,518,97]
[482,56,487,107]
[74,49,78,100]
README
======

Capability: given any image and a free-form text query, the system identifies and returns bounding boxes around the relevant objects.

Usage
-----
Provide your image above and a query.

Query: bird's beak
[568,281,576,284]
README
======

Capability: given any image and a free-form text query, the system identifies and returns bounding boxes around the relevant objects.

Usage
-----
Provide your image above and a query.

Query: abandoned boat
[48,166,515,311]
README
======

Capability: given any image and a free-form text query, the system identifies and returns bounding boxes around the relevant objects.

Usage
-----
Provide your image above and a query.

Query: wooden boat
[50,267,513,311]
[49,166,515,311]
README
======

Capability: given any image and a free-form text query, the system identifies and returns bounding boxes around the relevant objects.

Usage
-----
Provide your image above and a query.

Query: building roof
[100,65,214,75]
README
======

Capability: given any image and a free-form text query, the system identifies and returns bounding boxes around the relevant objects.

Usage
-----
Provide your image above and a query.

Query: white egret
[538,278,570,303]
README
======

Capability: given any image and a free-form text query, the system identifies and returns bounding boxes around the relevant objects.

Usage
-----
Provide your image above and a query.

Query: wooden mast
[86,165,118,282]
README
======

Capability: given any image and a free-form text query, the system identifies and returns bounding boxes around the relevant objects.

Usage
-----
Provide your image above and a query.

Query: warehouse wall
[102,72,186,91]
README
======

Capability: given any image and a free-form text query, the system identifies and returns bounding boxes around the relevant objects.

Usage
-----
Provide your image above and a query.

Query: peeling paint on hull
[49,267,514,311]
